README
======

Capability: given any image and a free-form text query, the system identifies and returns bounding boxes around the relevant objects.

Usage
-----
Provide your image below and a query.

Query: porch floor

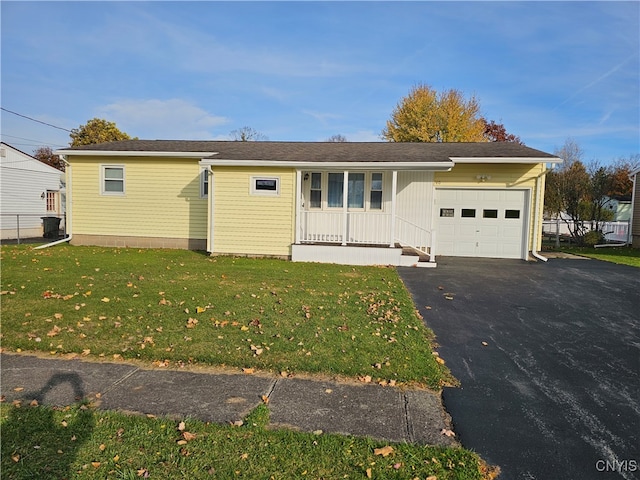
[292,243,436,268]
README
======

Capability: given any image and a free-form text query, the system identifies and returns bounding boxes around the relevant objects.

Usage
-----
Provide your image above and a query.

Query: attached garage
[435,188,529,259]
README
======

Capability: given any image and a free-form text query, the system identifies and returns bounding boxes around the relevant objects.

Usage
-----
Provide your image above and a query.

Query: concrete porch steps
[399,245,437,268]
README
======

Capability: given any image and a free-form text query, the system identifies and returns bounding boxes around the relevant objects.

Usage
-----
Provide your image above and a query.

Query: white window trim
[250,176,280,196]
[200,168,209,198]
[304,171,385,212]
[100,164,125,196]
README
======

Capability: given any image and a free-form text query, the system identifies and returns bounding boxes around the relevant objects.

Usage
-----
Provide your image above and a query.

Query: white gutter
[199,158,454,171]
[452,156,563,164]
[35,156,72,249]
[54,149,217,158]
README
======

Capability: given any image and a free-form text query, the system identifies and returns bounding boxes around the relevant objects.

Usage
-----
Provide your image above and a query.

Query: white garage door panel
[435,189,528,259]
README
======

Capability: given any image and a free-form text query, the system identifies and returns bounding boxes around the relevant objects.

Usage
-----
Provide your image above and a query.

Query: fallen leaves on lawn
[250,344,263,356]
[373,445,394,457]
[43,290,75,300]
[186,318,198,328]
[441,428,455,437]
[47,325,61,337]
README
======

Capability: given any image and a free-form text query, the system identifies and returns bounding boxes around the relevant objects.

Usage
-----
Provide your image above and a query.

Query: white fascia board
[55,149,217,158]
[451,156,563,164]
[198,158,454,171]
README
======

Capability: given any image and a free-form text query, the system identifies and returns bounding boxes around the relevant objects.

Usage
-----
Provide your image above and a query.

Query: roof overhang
[451,156,563,164]
[199,158,454,171]
[55,149,217,158]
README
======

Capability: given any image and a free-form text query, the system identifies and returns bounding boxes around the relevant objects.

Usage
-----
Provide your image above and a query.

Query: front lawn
[0,245,452,388]
[1,402,488,479]
[559,246,640,267]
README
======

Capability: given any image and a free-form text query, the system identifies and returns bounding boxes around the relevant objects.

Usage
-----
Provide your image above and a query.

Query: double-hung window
[200,169,209,198]
[310,173,322,208]
[370,173,383,210]
[101,165,125,195]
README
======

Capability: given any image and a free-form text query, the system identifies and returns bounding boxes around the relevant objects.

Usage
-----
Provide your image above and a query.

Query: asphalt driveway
[399,257,640,480]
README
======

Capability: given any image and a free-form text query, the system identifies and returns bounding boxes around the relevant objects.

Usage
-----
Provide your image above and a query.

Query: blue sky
[1,1,638,163]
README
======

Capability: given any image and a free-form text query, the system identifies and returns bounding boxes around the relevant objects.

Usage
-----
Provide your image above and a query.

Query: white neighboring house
[0,142,65,240]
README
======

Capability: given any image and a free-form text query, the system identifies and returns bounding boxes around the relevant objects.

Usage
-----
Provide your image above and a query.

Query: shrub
[582,230,604,246]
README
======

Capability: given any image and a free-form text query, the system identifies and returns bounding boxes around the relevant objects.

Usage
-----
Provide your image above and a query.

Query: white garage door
[435,189,528,259]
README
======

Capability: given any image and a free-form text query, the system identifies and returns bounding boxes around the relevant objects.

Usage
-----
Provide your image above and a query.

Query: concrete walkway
[1,353,455,446]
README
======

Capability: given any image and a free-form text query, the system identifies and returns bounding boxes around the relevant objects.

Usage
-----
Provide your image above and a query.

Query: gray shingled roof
[62,140,557,163]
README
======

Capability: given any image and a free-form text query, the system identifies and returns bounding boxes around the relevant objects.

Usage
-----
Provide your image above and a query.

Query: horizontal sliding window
[251,176,280,196]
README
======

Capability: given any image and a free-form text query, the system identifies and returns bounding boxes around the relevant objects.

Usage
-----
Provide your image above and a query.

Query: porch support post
[389,170,398,247]
[342,170,349,245]
[295,170,302,244]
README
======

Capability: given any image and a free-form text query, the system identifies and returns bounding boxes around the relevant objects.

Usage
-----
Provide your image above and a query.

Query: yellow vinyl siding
[213,167,296,256]
[435,163,546,251]
[70,156,207,240]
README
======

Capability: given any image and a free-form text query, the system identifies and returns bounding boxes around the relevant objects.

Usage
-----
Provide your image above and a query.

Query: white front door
[435,189,528,259]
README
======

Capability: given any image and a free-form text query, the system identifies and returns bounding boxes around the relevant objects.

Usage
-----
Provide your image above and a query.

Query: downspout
[629,172,636,246]
[531,165,552,262]
[207,167,214,253]
[35,156,72,249]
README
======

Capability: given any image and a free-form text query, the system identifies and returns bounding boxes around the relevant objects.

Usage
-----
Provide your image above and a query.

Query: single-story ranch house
[54,140,561,266]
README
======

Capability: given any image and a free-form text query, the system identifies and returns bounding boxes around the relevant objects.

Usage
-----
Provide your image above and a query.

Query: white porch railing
[299,211,392,245]
[395,216,435,259]
[299,211,436,261]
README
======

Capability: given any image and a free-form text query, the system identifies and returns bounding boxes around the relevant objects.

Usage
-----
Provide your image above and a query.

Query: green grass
[559,246,640,267]
[0,245,452,388]
[1,402,487,480]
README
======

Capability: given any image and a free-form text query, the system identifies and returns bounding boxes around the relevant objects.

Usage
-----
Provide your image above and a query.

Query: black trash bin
[41,217,61,238]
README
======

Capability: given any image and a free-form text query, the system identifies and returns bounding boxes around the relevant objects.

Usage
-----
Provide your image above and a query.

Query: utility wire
[1,133,66,148]
[1,107,72,132]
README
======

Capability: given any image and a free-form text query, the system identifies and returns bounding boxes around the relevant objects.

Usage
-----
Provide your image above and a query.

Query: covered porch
[291,169,444,267]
